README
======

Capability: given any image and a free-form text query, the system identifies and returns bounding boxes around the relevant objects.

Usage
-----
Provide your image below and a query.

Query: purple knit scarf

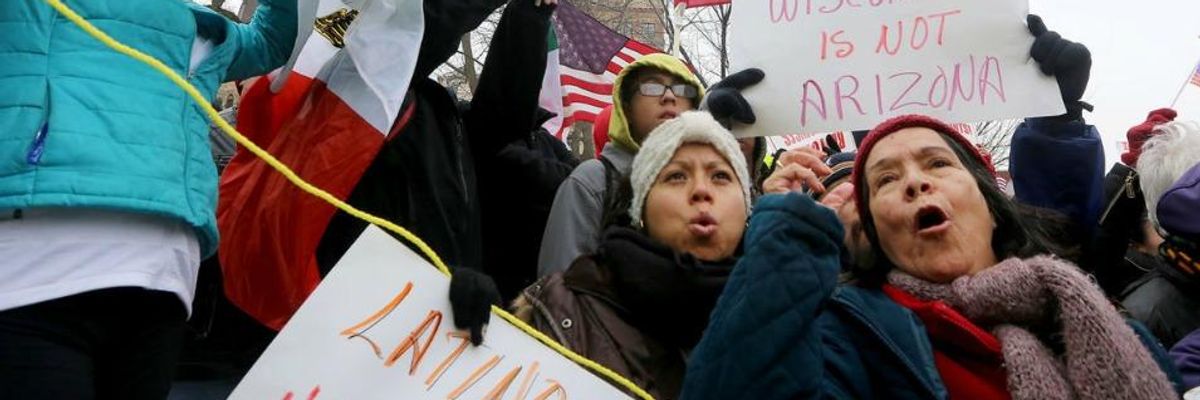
[887,256,1176,400]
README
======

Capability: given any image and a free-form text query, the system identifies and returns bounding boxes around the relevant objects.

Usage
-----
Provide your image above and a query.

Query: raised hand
[704,68,765,129]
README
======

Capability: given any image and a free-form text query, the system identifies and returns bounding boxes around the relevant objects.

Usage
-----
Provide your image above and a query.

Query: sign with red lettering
[730,0,1065,137]
[229,226,632,399]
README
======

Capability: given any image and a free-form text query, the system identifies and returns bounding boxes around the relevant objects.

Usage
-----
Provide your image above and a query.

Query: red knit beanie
[1122,108,1177,167]
[851,115,994,204]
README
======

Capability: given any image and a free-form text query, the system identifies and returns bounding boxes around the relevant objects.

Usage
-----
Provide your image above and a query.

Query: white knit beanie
[628,111,752,228]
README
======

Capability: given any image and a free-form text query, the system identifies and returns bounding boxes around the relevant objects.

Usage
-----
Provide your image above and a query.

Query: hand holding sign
[704,68,766,128]
[448,268,501,346]
[1027,15,1093,120]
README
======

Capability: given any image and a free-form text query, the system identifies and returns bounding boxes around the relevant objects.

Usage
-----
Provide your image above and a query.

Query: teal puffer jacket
[0,0,296,256]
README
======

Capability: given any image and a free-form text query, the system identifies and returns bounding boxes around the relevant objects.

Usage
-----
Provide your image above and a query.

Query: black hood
[534,107,557,127]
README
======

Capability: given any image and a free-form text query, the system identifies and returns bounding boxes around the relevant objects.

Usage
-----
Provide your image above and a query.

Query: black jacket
[479,108,580,301]
[1121,250,1200,348]
[316,0,553,275]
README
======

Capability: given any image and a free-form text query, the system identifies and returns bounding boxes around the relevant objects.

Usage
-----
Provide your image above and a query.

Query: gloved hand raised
[448,267,501,346]
[703,68,765,129]
[1027,15,1093,121]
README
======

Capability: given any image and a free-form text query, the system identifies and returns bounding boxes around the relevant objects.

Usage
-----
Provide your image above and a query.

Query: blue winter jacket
[0,0,296,256]
[1010,117,1105,236]
[681,193,1184,399]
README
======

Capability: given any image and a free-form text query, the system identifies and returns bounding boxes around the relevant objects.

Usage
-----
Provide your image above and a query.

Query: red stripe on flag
[606,62,625,76]
[560,75,614,94]
[614,50,636,64]
[219,79,385,330]
[674,0,732,8]
[565,109,600,122]
[624,40,659,56]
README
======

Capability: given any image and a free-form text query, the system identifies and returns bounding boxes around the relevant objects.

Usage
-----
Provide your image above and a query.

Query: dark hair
[601,176,635,230]
[618,67,647,114]
[851,132,1064,286]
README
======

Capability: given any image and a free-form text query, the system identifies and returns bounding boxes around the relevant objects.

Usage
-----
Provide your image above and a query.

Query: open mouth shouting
[913,205,951,236]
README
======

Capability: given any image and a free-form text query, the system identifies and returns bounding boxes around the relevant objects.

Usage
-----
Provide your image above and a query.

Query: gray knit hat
[628,111,752,227]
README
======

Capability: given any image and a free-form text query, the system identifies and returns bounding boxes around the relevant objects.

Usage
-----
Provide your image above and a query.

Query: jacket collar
[831,286,949,400]
[563,227,735,348]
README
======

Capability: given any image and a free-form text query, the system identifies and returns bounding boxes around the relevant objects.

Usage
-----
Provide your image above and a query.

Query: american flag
[1191,63,1200,87]
[547,0,662,138]
[673,0,731,8]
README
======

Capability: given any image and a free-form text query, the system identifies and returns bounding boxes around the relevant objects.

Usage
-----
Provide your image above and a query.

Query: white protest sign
[730,0,1065,137]
[229,226,632,400]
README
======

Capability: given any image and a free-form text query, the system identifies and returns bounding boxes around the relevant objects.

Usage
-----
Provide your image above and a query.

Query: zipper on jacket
[26,122,48,165]
[1098,171,1138,225]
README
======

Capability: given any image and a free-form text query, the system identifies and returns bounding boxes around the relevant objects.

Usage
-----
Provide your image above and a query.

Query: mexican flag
[218,0,424,330]
[537,27,565,139]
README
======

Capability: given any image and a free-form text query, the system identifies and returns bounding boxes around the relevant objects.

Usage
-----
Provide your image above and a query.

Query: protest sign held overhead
[729,0,1065,137]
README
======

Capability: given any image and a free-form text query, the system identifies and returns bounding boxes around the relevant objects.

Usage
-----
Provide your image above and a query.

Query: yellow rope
[43,1,654,399]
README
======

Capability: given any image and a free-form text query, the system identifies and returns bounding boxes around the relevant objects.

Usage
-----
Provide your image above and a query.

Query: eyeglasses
[637,82,698,99]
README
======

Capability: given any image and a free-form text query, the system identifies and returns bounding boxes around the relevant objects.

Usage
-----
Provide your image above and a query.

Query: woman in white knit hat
[512,111,750,399]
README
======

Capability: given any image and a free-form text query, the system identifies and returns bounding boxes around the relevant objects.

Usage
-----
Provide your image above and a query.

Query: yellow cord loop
[42,1,653,399]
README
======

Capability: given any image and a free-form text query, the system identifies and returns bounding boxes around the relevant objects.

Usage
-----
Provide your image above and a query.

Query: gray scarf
[888,256,1175,400]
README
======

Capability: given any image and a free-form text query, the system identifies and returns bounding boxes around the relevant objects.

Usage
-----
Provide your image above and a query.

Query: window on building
[641,22,656,39]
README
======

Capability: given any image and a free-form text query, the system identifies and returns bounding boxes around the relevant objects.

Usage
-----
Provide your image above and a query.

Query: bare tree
[972,119,1021,170]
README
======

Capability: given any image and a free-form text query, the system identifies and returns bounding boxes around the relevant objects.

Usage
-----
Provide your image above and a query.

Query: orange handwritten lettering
[425,332,472,389]
[533,380,567,400]
[341,282,414,358]
[481,365,524,400]
[384,310,442,375]
[514,362,541,400]
[447,355,503,399]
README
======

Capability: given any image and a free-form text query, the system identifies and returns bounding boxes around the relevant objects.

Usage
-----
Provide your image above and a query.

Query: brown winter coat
[512,228,733,400]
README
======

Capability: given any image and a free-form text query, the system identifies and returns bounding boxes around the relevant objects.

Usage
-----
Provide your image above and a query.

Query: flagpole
[1170,37,1200,108]
[671,3,686,57]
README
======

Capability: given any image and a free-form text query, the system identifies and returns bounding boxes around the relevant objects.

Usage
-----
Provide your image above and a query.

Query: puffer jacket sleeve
[681,193,845,399]
[1009,117,1105,237]
[223,0,298,81]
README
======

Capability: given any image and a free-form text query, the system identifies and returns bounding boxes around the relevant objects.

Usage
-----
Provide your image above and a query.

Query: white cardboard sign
[229,226,632,400]
[730,0,1065,137]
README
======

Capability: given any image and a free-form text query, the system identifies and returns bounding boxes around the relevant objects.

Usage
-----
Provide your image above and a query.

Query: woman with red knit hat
[681,114,1185,400]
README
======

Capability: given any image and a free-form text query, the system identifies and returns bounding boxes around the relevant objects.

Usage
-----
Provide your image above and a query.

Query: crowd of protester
[2,0,1200,399]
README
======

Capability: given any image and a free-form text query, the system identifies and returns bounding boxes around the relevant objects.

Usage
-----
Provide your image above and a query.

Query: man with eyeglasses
[538,54,705,277]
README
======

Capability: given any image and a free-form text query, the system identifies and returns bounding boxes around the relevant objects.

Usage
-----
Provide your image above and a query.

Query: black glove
[704,68,765,129]
[1027,15,1093,121]
[823,134,842,154]
[448,268,501,346]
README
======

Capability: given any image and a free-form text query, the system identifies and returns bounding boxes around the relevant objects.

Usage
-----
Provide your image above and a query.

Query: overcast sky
[200,0,1200,167]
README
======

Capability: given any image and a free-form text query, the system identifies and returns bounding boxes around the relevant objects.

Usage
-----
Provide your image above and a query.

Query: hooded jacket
[0,0,296,257]
[479,108,580,301]
[537,54,703,276]
[516,227,733,399]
